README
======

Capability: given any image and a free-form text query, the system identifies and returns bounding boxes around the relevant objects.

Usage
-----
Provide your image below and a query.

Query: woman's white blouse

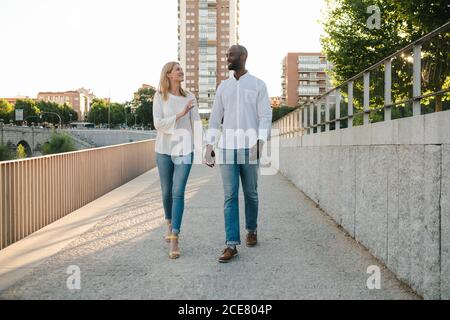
[153,92,202,156]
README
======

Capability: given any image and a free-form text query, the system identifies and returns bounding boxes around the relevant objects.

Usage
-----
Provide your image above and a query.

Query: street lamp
[24,115,41,125]
[39,111,62,129]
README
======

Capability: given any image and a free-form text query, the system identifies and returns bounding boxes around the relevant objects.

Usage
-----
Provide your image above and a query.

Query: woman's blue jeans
[219,149,259,246]
[156,152,193,235]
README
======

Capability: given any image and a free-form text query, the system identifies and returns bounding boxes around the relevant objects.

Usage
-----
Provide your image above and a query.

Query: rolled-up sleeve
[153,93,176,134]
[257,81,273,142]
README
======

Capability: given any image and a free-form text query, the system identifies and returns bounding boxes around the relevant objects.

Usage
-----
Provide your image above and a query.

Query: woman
[153,62,201,259]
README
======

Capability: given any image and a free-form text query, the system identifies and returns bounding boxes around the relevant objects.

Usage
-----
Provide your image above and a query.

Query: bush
[41,133,76,155]
[272,106,297,122]
[16,144,26,159]
[0,144,14,161]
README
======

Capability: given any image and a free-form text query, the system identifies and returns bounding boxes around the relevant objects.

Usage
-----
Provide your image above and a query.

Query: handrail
[0,140,156,250]
[314,21,450,101]
[274,21,450,137]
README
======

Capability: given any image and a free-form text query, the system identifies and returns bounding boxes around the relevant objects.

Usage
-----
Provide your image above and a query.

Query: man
[205,45,272,263]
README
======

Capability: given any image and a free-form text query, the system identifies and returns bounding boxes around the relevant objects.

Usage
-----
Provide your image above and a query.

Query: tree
[14,99,40,123]
[109,103,126,126]
[132,87,156,128]
[16,144,26,159]
[124,101,133,128]
[0,99,14,123]
[36,101,78,125]
[86,98,108,125]
[0,144,13,161]
[321,0,450,116]
[41,133,76,155]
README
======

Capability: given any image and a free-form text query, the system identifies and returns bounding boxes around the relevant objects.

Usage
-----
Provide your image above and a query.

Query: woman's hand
[176,99,195,121]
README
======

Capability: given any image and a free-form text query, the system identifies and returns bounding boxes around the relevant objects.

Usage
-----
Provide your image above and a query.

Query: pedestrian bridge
[0,160,420,300]
[0,22,449,300]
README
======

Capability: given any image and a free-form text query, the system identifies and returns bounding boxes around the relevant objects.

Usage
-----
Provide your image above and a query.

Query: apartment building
[281,53,331,107]
[178,0,239,118]
[37,88,95,121]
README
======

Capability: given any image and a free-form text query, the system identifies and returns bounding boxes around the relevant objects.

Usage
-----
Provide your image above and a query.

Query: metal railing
[0,140,156,250]
[273,21,450,138]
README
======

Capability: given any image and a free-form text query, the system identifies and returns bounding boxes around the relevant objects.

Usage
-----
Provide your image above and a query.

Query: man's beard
[228,61,241,71]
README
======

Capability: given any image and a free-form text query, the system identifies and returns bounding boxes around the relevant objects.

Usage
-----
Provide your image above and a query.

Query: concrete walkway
[0,165,419,299]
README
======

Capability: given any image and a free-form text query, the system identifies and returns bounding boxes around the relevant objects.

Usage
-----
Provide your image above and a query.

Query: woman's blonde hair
[158,62,187,101]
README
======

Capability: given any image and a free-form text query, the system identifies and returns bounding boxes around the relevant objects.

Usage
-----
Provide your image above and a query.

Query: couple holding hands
[153,45,272,263]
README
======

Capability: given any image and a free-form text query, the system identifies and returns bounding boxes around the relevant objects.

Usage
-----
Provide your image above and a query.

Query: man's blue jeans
[156,152,193,235]
[219,149,259,246]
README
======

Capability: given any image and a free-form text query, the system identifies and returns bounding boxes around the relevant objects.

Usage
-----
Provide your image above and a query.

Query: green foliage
[86,99,129,127]
[272,106,297,122]
[41,133,76,155]
[109,103,126,126]
[0,99,14,123]
[0,144,14,161]
[321,0,450,114]
[16,144,26,159]
[14,99,40,123]
[133,87,156,128]
[36,101,78,125]
[86,99,108,125]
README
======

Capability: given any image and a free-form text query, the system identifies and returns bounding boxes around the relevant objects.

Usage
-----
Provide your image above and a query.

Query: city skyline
[0,0,325,103]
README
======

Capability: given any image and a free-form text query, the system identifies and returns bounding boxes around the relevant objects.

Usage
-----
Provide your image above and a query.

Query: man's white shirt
[206,72,273,150]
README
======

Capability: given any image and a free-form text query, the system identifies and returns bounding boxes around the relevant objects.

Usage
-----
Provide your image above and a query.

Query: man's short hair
[236,45,248,58]
[230,44,248,59]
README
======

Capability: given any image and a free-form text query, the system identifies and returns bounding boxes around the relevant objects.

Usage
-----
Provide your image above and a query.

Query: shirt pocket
[244,89,257,104]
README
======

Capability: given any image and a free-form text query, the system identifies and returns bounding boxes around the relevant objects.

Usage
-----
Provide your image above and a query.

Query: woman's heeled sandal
[168,235,180,259]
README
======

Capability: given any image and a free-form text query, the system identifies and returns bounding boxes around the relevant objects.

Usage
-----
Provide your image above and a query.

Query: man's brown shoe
[218,247,238,263]
[246,232,257,247]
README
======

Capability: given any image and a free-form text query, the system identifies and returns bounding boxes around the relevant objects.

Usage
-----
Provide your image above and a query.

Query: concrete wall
[1,126,54,155]
[1,127,94,155]
[64,129,156,147]
[278,111,450,299]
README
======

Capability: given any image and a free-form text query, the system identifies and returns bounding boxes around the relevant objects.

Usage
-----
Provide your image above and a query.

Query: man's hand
[250,140,264,162]
[205,144,215,168]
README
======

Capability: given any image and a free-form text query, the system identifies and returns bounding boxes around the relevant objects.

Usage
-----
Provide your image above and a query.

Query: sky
[0,0,326,102]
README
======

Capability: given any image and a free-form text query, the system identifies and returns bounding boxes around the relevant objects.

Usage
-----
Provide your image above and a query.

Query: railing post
[413,44,422,116]
[325,96,330,132]
[290,112,294,138]
[317,102,322,133]
[303,106,308,135]
[348,81,354,128]
[310,102,314,134]
[292,111,296,137]
[287,114,290,138]
[298,109,302,136]
[364,72,370,125]
[384,59,392,121]
[335,89,341,130]
[284,117,288,137]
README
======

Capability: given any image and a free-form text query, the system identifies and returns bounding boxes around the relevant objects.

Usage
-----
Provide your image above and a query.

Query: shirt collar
[230,71,250,81]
